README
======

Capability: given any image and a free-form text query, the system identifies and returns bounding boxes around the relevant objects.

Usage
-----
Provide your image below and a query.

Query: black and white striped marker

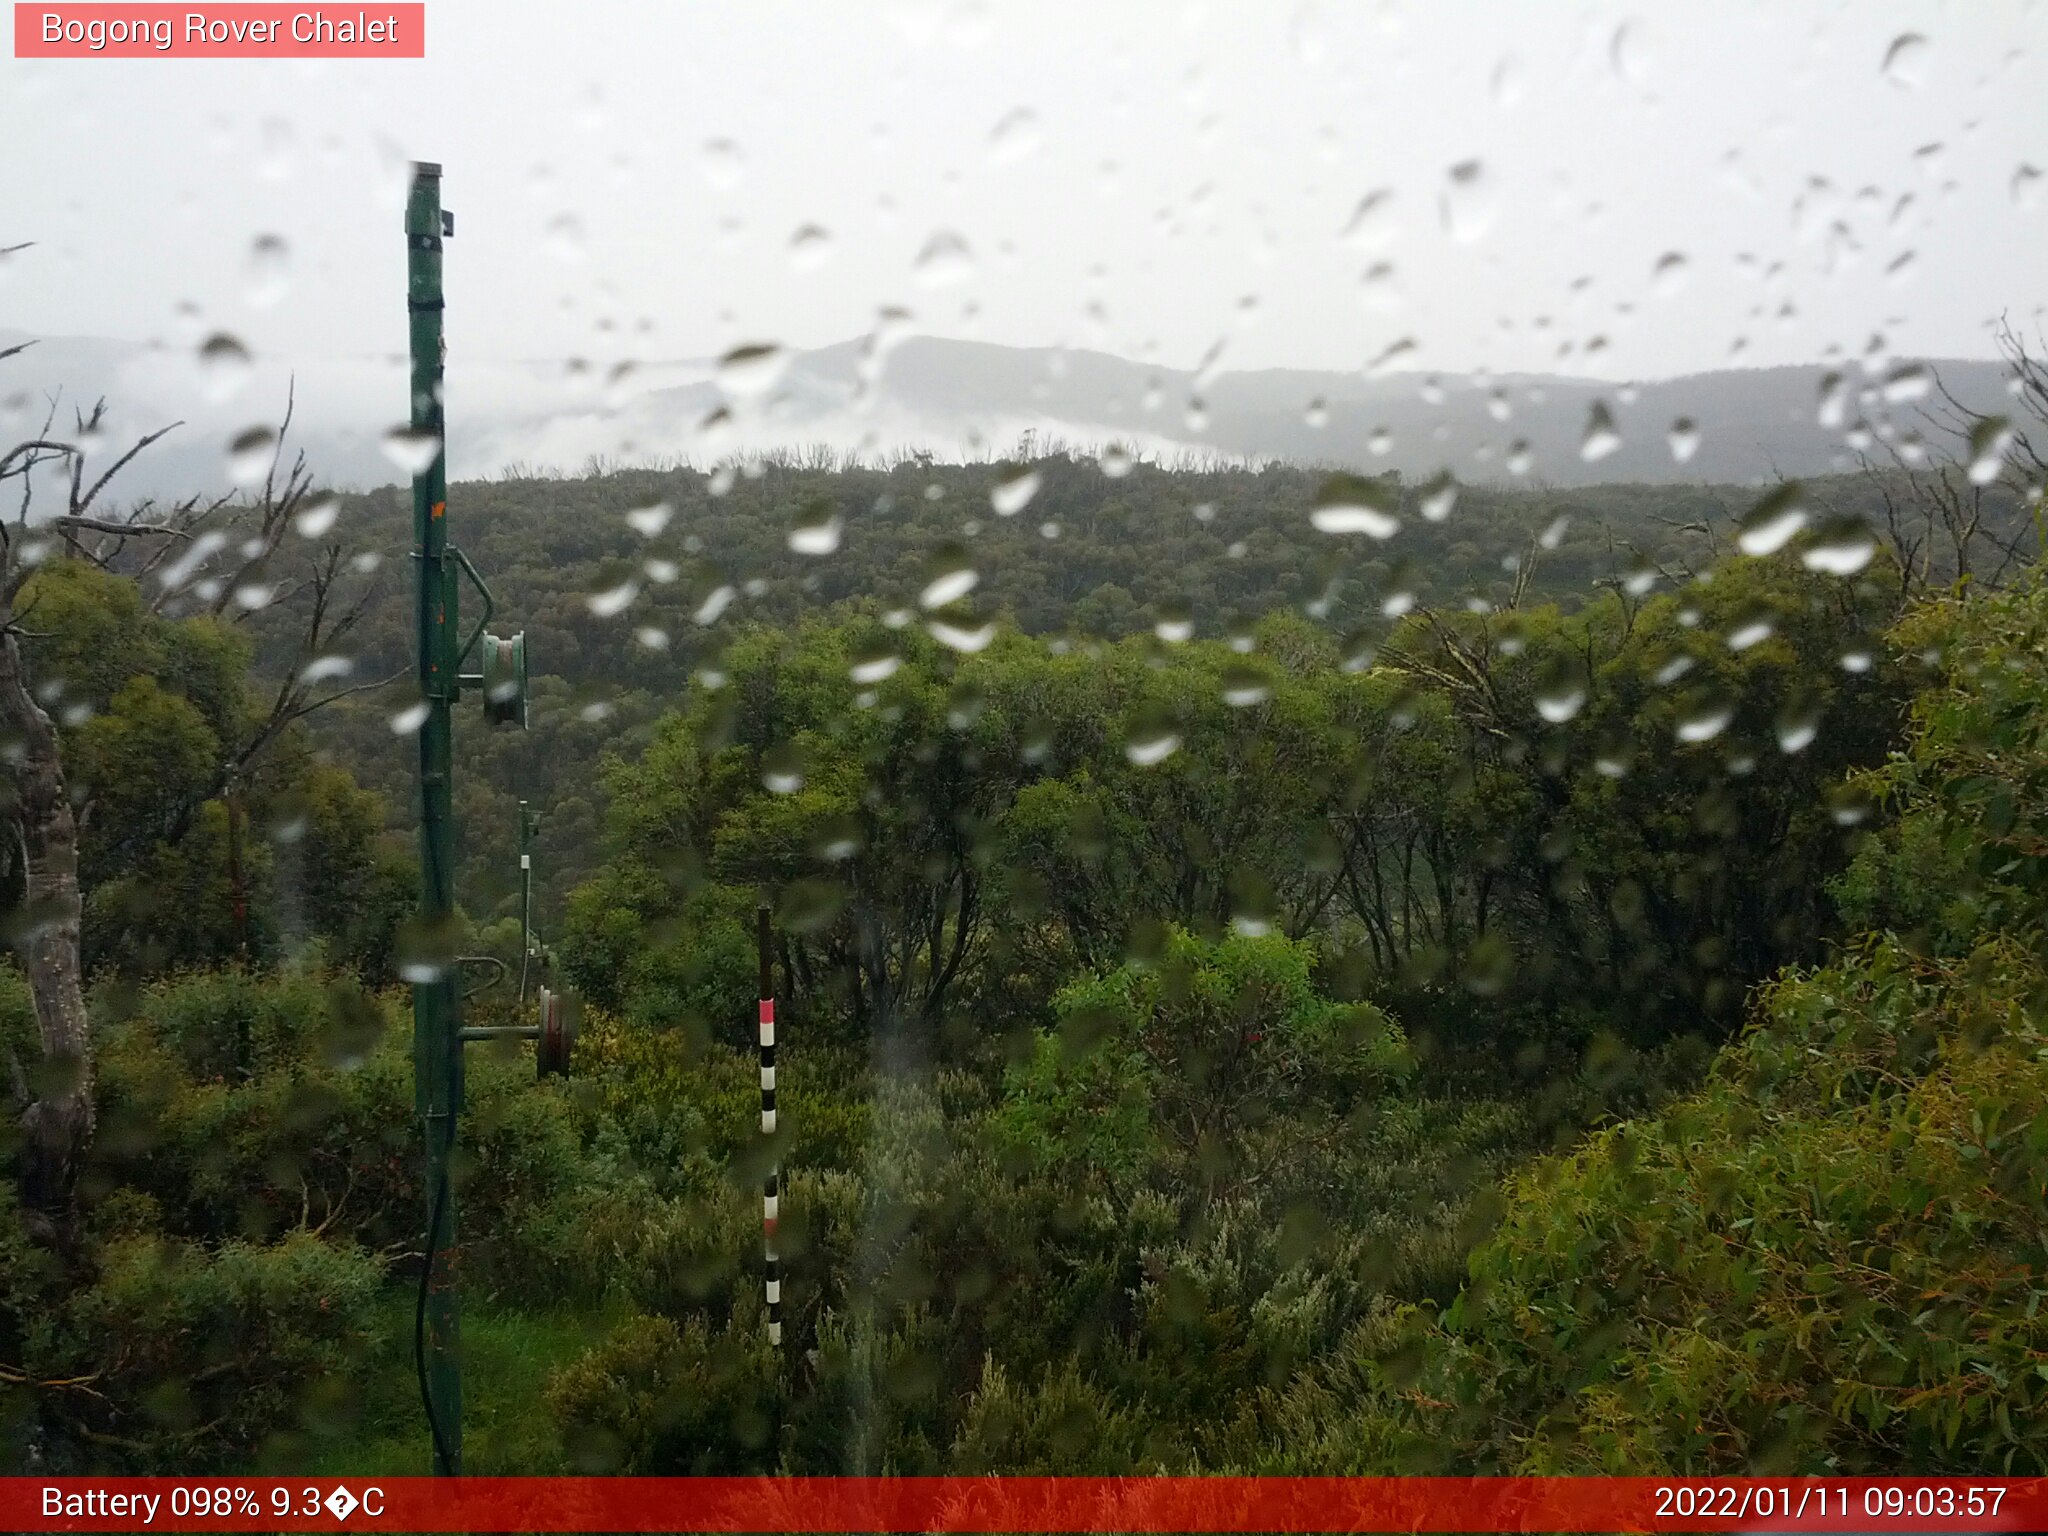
[757,906,780,1348]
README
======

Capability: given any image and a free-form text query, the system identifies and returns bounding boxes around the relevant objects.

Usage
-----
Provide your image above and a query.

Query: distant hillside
[0,327,2016,500]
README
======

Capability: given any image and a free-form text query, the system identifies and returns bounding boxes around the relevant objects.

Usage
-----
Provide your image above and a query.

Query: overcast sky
[5,0,2044,400]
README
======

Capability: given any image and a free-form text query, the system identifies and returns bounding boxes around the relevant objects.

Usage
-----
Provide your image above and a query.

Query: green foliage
[1262,569,2048,1475]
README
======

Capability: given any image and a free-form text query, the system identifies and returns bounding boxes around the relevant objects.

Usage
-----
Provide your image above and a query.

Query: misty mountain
[1,327,2015,503]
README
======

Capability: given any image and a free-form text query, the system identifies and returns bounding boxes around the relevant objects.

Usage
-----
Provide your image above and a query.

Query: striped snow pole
[757,905,780,1347]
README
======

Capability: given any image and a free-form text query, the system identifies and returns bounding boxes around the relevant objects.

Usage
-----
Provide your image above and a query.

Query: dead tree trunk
[0,626,92,1217]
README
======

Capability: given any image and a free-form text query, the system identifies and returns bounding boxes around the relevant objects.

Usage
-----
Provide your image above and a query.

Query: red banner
[13,4,424,58]
[5,1477,2045,1532]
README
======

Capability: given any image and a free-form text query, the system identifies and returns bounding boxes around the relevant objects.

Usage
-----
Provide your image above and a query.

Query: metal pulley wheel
[480,630,528,728]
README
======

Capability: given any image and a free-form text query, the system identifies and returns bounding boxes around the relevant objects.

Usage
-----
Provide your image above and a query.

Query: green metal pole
[406,160,462,1478]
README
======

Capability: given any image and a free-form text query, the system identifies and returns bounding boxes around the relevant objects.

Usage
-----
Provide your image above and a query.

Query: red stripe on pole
[6,1478,2044,1532]
[759,999,774,1024]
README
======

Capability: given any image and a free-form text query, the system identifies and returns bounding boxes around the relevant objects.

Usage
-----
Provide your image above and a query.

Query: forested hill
[289,454,2014,946]
[2,327,2018,496]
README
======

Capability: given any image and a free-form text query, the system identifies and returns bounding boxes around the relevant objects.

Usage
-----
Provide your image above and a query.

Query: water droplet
[788,224,833,270]
[1490,53,1525,110]
[1667,418,1700,462]
[1653,653,1694,686]
[226,426,276,487]
[1881,362,1931,403]
[789,511,843,555]
[694,585,736,625]
[199,333,252,402]
[1125,728,1181,767]
[2014,164,2043,210]
[1342,189,1396,249]
[1440,160,1497,243]
[1736,483,1807,556]
[988,106,1043,164]
[294,492,341,538]
[1534,661,1587,724]
[381,427,441,476]
[1305,397,1329,429]
[1676,699,1734,743]
[1153,600,1194,644]
[1098,443,1135,478]
[635,627,669,651]
[544,213,584,261]
[245,235,289,308]
[1967,416,2014,484]
[1651,251,1688,296]
[1539,514,1571,550]
[1610,18,1651,86]
[1310,473,1400,538]
[1506,440,1533,476]
[625,500,673,537]
[763,744,806,795]
[1726,611,1775,651]
[1221,665,1270,707]
[927,616,996,652]
[914,230,976,286]
[718,343,788,398]
[1580,401,1622,462]
[920,548,978,609]
[1881,32,1929,89]
[1817,370,1850,428]
[850,644,899,684]
[1775,695,1821,754]
[1827,783,1874,826]
[1418,472,1458,522]
[389,700,430,734]
[991,466,1042,515]
[1797,519,1872,576]
[587,579,639,618]
[702,138,744,191]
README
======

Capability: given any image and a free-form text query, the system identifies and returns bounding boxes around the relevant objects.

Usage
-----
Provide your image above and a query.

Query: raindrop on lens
[294,492,341,538]
[1966,416,2014,484]
[1801,517,1876,575]
[625,500,673,537]
[1418,473,1458,522]
[789,510,843,555]
[227,426,277,487]
[991,467,1042,515]
[1579,401,1622,462]
[788,224,833,269]
[381,427,442,476]
[1667,418,1700,462]
[199,334,252,402]
[989,107,1044,164]
[1881,32,1929,89]
[246,235,290,307]
[1310,473,1400,537]
[914,230,976,286]
[1440,160,1497,243]
[1736,484,1808,556]
[718,343,788,397]
[587,579,639,617]
[763,745,806,794]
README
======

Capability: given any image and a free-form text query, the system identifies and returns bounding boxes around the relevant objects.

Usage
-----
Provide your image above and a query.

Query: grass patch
[284,1286,628,1475]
